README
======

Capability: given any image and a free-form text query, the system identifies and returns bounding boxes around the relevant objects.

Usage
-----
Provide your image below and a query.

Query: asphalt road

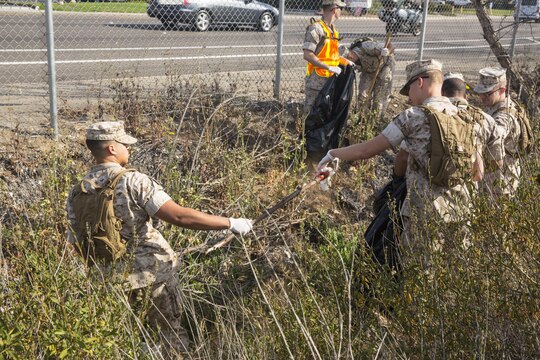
[1,11,540,85]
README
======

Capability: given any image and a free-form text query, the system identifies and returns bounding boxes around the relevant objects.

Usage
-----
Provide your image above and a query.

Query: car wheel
[194,10,211,31]
[412,24,421,36]
[259,12,274,32]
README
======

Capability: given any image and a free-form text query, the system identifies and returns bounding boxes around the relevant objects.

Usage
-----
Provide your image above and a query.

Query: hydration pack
[419,106,476,188]
[493,102,535,154]
[71,169,135,265]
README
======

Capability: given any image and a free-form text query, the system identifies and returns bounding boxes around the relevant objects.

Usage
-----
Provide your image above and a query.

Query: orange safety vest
[306,20,342,78]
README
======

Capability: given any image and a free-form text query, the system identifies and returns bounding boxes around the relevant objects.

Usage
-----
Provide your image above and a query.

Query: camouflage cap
[86,121,137,145]
[443,72,465,82]
[349,37,374,50]
[321,0,347,7]
[473,67,506,93]
[443,71,470,90]
[400,59,443,96]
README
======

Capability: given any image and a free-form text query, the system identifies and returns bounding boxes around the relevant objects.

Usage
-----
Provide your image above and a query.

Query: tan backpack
[493,100,534,154]
[419,106,476,188]
[71,169,135,265]
[500,102,535,154]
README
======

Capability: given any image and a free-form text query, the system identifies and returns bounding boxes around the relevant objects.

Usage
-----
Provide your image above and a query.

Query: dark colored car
[147,0,279,31]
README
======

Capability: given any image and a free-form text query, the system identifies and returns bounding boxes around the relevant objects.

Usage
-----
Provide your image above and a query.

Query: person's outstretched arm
[155,200,252,234]
[319,134,392,168]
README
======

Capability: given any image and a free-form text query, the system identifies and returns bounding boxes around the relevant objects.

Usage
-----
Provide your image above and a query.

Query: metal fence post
[45,0,58,140]
[417,0,429,60]
[509,0,521,58]
[273,0,285,100]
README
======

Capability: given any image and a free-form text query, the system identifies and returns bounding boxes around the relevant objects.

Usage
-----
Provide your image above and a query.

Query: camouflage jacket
[483,98,522,195]
[67,163,178,289]
[303,19,338,55]
[484,98,522,157]
[450,97,505,163]
[350,40,395,74]
[382,96,482,222]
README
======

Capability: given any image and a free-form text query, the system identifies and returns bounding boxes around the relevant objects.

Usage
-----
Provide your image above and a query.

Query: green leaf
[59,348,69,359]
[84,337,99,344]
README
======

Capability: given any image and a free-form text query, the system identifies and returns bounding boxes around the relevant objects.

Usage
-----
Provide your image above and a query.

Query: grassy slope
[0,76,539,358]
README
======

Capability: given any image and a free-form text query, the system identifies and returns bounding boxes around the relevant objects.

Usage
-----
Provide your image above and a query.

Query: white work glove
[380,48,390,57]
[328,66,342,75]
[345,59,355,67]
[229,217,253,235]
[317,166,335,192]
[317,150,336,171]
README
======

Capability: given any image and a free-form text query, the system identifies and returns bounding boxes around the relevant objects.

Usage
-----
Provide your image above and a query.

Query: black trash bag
[364,176,407,273]
[305,65,356,154]
[372,181,393,216]
[372,174,405,215]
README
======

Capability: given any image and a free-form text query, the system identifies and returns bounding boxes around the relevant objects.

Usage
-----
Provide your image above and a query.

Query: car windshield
[522,0,537,5]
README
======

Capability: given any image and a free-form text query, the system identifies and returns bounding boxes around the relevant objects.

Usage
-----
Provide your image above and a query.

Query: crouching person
[66,121,253,358]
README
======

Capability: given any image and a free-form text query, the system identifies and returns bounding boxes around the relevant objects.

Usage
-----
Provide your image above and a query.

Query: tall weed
[1,75,539,359]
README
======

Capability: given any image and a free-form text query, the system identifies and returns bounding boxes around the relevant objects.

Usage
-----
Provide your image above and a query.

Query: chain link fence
[1,7,51,133]
[0,0,538,137]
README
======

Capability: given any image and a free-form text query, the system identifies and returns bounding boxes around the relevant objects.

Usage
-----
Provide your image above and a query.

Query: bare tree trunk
[472,0,532,105]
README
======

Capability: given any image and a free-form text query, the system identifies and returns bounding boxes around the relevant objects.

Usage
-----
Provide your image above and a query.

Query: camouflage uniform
[350,40,395,112]
[382,97,480,223]
[483,99,522,196]
[382,96,482,250]
[302,20,335,114]
[474,67,522,197]
[450,97,505,168]
[67,123,191,357]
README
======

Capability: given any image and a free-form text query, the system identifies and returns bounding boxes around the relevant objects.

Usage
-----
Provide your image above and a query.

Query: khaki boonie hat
[86,121,137,145]
[322,0,347,7]
[400,59,443,96]
[473,67,506,94]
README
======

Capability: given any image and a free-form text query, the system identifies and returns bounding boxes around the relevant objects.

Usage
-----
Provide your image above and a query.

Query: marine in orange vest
[302,0,353,116]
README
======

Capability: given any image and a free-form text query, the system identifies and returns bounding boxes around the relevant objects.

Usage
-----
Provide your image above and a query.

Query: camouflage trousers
[483,156,521,198]
[303,73,332,167]
[358,65,393,113]
[129,275,192,359]
[400,214,472,276]
[303,73,330,115]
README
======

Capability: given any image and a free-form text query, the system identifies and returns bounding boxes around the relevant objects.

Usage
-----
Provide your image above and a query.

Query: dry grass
[0,74,539,359]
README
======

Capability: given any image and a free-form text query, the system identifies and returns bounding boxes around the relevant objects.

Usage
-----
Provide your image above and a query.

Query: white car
[452,0,472,6]
[516,0,540,21]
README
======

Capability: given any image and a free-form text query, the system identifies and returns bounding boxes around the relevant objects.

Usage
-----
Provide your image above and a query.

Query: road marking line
[527,37,540,44]
[0,44,300,53]
[1,41,538,65]
[0,52,300,65]
[0,37,535,53]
